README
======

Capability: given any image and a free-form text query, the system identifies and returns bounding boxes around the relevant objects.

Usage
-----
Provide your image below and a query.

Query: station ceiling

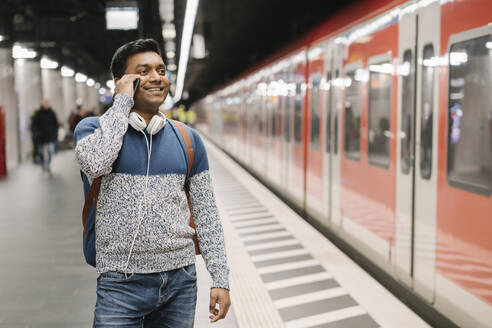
[0,0,355,106]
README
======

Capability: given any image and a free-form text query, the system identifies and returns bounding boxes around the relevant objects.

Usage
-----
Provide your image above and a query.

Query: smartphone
[133,78,140,100]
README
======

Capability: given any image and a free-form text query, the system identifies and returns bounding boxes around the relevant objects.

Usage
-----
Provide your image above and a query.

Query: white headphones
[124,110,167,275]
[128,111,167,135]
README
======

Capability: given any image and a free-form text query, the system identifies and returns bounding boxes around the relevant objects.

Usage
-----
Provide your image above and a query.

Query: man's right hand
[114,74,140,98]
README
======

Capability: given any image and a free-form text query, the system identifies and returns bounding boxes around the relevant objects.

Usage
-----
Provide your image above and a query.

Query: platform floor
[0,134,430,328]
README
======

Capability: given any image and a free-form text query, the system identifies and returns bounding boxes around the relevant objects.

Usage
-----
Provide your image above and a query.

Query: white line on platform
[246,238,300,251]
[223,202,263,210]
[241,230,291,242]
[265,272,332,290]
[231,213,274,222]
[237,223,283,234]
[251,249,309,262]
[228,209,268,216]
[257,259,321,274]
[235,218,278,228]
[223,201,262,208]
[274,287,348,309]
[284,305,366,328]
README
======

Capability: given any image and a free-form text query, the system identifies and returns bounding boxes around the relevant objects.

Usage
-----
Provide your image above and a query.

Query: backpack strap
[172,120,194,191]
[82,176,102,239]
[171,120,200,255]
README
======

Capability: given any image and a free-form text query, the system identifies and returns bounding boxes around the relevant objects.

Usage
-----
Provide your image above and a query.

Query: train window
[334,68,339,154]
[400,50,415,175]
[272,96,279,138]
[310,75,321,149]
[269,103,275,138]
[368,61,392,168]
[325,71,332,153]
[294,82,303,144]
[284,95,291,142]
[344,69,362,160]
[420,44,435,180]
[257,98,263,136]
[447,34,492,195]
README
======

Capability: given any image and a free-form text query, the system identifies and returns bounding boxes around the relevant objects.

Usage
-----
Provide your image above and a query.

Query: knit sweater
[74,94,229,290]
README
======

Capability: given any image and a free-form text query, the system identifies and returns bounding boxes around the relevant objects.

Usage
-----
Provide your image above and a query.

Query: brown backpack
[82,120,201,256]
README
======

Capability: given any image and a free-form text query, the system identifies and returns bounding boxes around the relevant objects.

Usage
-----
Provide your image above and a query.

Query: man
[32,100,58,173]
[74,39,230,327]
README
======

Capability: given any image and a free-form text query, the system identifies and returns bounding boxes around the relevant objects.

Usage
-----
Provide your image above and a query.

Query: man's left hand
[209,288,231,322]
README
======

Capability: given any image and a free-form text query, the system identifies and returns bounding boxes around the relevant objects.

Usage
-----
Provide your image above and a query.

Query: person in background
[30,108,43,164]
[32,100,59,174]
[187,109,197,128]
[69,105,85,135]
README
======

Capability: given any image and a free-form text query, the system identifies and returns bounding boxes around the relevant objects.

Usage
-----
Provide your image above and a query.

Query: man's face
[124,51,170,110]
[42,100,50,109]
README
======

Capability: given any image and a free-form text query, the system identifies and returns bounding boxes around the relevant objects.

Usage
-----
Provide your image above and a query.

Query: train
[191,0,492,327]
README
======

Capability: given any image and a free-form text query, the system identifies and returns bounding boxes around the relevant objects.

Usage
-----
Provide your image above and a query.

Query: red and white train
[192,0,492,326]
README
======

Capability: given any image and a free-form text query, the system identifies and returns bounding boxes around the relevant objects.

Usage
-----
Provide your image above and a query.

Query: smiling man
[73,39,230,327]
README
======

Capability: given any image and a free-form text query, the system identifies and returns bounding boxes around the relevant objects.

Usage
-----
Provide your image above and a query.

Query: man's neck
[132,109,159,125]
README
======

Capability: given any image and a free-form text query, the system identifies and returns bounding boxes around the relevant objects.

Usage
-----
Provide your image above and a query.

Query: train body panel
[339,22,399,274]
[433,1,492,327]
[192,1,492,326]
[306,46,327,220]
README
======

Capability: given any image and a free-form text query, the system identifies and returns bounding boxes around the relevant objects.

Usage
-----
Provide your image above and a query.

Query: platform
[0,133,429,328]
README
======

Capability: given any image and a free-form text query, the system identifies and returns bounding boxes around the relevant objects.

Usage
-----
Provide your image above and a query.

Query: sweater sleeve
[188,130,230,290]
[73,94,133,180]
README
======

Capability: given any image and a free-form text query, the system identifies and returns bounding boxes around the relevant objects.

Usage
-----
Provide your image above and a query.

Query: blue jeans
[93,264,197,327]
[39,142,55,170]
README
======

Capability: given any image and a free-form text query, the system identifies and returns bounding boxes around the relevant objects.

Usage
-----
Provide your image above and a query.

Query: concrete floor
[0,150,237,328]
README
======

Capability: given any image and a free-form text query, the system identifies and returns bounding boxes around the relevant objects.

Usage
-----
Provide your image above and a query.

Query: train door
[265,76,272,182]
[395,9,417,287]
[252,77,266,174]
[330,43,343,227]
[247,82,257,167]
[283,64,293,194]
[306,44,326,221]
[288,51,307,208]
[260,77,269,176]
[269,70,284,188]
[413,2,440,303]
[395,2,441,302]
[240,87,248,163]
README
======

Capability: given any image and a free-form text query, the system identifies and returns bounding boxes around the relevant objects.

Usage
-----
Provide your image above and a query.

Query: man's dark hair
[110,39,162,79]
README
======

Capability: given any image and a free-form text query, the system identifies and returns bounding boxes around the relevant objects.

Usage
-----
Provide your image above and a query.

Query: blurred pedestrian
[29,109,42,164]
[68,105,85,135]
[32,100,58,174]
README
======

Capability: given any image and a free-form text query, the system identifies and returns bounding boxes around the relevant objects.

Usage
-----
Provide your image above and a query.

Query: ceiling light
[486,41,492,49]
[165,40,176,52]
[12,44,37,59]
[192,34,206,59]
[95,82,101,89]
[106,80,115,89]
[75,73,88,82]
[159,0,174,22]
[162,23,176,39]
[167,63,177,71]
[106,2,139,30]
[0,35,5,42]
[99,88,106,95]
[171,0,199,105]
[166,51,175,59]
[61,66,75,77]
[86,78,95,86]
[40,57,59,69]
